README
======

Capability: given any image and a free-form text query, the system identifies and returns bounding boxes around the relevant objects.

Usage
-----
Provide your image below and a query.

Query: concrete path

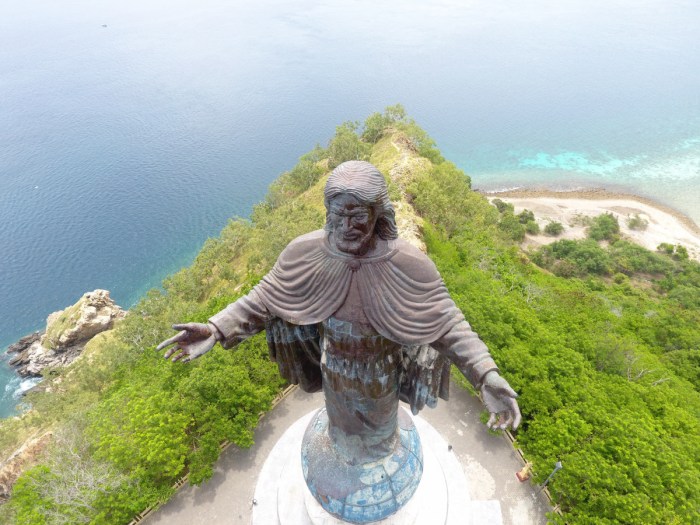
[145,383,551,525]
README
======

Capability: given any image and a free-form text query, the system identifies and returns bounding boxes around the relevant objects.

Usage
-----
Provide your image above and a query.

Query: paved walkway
[145,383,551,525]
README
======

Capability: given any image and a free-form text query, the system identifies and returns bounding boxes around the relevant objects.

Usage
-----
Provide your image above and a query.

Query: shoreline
[480,187,700,234]
[480,187,700,261]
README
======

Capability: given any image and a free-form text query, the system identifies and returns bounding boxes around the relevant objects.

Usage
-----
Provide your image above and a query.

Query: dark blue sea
[1,0,699,415]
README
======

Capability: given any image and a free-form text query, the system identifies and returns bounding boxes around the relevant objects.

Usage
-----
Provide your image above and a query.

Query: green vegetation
[627,213,649,231]
[544,221,564,236]
[498,211,526,241]
[327,121,371,168]
[532,239,612,277]
[361,104,444,164]
[525,220,540,235]
[657,242,689,261]
[489,201,543,240]
[266,145,327,208]
[1,110,699,525]
[516,209,540,235]
[42,302,81,350]
[409,178,700,524]
[587,212,620,241]
[491,198,513,214]
[517,209,535,224]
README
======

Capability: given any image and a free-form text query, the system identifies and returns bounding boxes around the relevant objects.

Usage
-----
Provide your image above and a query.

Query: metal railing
[502,428,565,520]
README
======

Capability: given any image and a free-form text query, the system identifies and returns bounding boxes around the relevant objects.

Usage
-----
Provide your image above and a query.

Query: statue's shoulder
[277,229,326,261]
[388,239,442,283]
[288,229,326,247]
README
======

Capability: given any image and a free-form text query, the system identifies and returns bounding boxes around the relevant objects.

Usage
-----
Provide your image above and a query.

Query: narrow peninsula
[1,108,698,525]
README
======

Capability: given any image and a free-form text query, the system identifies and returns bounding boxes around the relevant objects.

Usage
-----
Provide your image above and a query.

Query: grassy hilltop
[1,107,699,524]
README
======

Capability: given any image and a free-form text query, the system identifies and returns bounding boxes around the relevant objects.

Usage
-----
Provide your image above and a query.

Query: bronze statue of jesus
[158,160,520,523]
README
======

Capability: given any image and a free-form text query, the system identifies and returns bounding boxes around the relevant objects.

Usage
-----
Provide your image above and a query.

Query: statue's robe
[209,230,498,415]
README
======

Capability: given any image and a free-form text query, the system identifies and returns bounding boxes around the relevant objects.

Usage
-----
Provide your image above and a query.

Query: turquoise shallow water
[1,0,698,416]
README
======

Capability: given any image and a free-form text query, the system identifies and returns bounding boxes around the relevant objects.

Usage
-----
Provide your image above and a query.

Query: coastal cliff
[6,290,125,378]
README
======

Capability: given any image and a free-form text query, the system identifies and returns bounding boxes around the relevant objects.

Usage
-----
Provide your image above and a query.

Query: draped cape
[254,230,464,345]
[253,230,462,413]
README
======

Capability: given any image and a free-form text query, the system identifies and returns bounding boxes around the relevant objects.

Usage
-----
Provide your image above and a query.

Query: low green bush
[544,221,564,236]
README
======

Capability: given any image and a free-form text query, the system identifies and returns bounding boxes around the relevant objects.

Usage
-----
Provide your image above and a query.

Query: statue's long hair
[323,161,398,240]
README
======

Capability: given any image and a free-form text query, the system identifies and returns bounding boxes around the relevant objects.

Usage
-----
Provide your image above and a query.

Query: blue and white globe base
[300,407,423,523]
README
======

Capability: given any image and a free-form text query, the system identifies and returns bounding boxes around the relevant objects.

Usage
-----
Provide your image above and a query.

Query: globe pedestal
[301,407,422,523]
[251,409,503,525]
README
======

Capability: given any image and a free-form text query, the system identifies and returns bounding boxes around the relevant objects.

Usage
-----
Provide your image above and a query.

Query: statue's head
[324,161,398,255]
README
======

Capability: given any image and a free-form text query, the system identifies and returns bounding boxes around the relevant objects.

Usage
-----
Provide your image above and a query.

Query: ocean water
[1,0,698,416]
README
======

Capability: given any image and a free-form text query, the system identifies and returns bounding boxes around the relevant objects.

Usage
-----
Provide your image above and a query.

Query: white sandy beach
[485,189,700,262]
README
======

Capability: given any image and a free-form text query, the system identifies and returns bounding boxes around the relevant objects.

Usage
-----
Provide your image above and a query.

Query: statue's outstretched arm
[432,320,521,430]
[157,289,272,362]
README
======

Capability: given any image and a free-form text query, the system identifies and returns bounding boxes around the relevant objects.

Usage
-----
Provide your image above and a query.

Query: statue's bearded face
[328,194,378,256]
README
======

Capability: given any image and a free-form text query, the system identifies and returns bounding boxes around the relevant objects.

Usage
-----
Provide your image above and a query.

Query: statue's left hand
[480,371,521,431]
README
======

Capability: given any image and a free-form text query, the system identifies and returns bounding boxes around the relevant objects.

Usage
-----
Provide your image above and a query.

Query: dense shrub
[656,243,689,262]
[517,209,536,224]
[361,104,408,143]
[492,198,514,214]
[498,212,526,241]
[408,161,492,237]
[525,220,540,235]
[327,121,371,168]
[607,240,674,275]
[544,221,564,236]
[362,103,444,163]
[674,244,689,261]
[626,213,648,230]
[587,212,620,241]
[657,242,675,255]
[266,146,327,208]
[533,239,612,276]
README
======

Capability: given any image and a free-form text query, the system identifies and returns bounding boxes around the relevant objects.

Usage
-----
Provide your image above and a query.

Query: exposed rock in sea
[6,332,41,356]
[5,290,125,378]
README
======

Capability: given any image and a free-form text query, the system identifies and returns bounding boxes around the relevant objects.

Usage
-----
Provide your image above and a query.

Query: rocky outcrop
[6,290,125,378]
[6,333,41,371]
[6,332,41,356]
[0,431,52,503]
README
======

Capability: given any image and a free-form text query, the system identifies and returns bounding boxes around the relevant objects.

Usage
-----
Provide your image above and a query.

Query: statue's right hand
[156,322,218,362]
